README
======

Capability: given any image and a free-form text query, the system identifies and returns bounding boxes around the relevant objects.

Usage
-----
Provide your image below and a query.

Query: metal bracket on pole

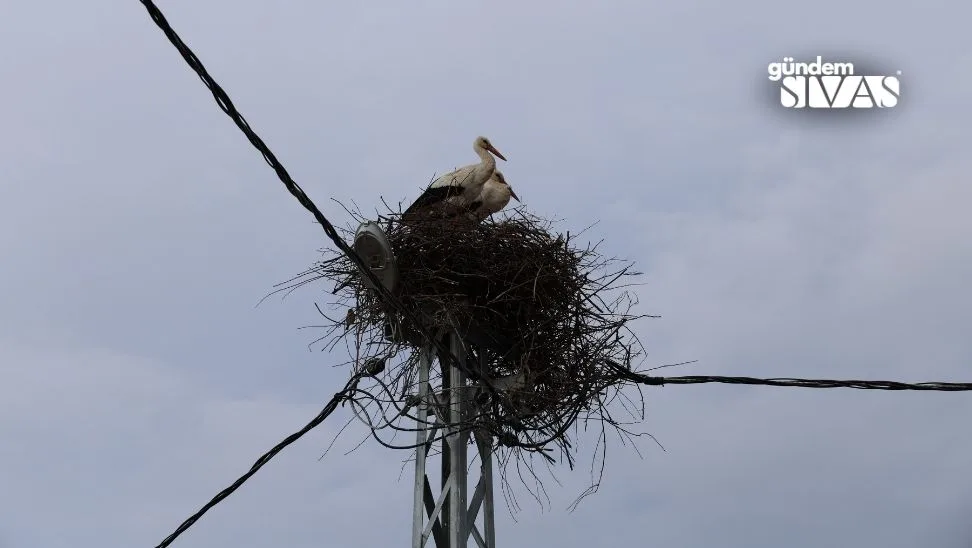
[412,332,497,548]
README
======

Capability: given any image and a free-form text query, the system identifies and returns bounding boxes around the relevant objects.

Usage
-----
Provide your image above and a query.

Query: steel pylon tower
[411,331,496,548]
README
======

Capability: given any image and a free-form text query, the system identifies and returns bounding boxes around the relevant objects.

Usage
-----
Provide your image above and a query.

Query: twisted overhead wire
[136,0,504,397]
[154,377,358,548]
[628,373,972,391]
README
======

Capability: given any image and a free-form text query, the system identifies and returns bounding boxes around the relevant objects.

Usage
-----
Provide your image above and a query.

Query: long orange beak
[509,188,520,202]
[487,145,507,161]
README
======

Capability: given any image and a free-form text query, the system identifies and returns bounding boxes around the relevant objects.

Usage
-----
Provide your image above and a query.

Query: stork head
[475,136,506,161]
[493,171,519,202]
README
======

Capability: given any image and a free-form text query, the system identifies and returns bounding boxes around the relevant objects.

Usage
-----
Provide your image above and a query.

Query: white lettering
[768,56,854,82]
[779,75,900,109]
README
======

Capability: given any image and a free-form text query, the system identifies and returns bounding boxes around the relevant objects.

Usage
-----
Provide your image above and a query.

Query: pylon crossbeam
[422,477,445,546]
[467,477,486,524]
[423,479,451,542]
[470,525,487,548]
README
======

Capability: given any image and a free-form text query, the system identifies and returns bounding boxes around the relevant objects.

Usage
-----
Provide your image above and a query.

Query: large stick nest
[277,202,653,501]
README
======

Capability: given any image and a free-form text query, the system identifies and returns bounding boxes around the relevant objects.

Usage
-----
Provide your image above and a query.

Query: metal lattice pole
[412,331,496,548]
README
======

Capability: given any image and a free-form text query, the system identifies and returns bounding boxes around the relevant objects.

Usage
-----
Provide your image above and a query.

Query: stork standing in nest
[403,136,506,220]
[466,170,519,222]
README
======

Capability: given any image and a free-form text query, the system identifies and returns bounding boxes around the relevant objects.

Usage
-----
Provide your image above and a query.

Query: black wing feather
[404,185,464,215]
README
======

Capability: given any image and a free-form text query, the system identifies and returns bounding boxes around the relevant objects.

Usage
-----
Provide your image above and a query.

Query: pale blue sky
[1,1,971,547]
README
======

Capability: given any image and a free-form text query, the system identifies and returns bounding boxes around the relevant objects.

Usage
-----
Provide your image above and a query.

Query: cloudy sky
[2,1,970,546]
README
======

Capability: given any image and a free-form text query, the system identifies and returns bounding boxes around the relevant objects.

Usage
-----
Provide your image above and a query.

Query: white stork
[403,136,506,219]
[467,170,519,222]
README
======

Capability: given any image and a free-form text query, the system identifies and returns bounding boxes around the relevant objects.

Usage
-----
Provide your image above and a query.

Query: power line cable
[154,378,357,548]
[628,373,972,391]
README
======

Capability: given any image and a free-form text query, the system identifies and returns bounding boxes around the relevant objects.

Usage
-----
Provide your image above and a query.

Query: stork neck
[476,145,496,171]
